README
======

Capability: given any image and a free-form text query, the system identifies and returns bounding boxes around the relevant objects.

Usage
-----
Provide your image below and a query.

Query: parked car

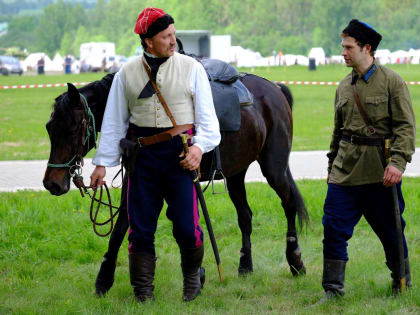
[0,55,23,75]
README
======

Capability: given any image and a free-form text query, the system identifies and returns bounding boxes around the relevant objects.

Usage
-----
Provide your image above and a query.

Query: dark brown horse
[43,71,309,295]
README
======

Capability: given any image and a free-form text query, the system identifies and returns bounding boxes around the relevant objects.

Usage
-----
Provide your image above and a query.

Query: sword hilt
[180,134,200,182]
[180,133,190,156]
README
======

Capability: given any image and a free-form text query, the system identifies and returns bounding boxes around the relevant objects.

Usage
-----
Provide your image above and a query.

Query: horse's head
[43,83,97,195]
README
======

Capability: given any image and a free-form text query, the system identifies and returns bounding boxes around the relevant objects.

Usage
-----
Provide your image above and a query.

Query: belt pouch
[120,138,139,176]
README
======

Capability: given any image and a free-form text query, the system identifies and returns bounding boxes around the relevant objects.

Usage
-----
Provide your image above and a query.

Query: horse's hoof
[238,266,253,276]
[290,263,306,277]
[238,249,253,276]
[95,276,114,296]
[286,246,306,277]
[94,257,116,296]
[95,285,110,296]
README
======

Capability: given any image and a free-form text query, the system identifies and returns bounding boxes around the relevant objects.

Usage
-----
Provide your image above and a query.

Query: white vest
[122,52,195,127]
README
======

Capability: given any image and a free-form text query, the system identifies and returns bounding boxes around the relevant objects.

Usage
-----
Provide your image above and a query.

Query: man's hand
[179,145,202,171]
[383,165,402,187]
[90,165,106,188]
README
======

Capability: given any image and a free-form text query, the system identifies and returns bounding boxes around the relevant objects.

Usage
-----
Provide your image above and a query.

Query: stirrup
[211,169,228,194]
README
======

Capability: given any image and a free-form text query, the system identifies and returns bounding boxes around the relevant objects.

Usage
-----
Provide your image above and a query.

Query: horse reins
[47,93,119,237]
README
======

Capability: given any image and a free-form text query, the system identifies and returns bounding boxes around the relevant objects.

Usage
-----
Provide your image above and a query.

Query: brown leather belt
[341,134,386,146]
[132,123,194,147]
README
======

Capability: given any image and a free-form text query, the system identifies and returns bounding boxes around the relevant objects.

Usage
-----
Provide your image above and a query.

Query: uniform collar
[351,60,377,85]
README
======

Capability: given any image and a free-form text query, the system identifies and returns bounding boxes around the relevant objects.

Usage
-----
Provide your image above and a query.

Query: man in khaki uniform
[318,19,415,302]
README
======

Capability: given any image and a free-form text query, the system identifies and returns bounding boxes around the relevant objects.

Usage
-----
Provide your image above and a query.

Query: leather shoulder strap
[143,61,177,127]
[352,84,375,135]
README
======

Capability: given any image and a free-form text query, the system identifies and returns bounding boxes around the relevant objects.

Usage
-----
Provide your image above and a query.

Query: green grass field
[1,180,420,314]
[1,66,420,313]
[1,64,419,160]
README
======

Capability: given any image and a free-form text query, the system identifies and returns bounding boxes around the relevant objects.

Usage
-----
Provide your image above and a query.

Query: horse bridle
[47,93,119,237]
[47,94,96,176]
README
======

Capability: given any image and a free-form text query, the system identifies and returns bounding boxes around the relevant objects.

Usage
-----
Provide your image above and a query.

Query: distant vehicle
[80,42,115,72]
[0,55,23,75]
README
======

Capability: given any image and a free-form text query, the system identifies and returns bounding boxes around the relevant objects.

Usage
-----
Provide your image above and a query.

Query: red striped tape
[0,82,89,89]
[276,81,420,86]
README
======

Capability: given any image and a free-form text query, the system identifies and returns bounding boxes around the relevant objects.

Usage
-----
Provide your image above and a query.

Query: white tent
[375,49,391,64]
[51,53,64,71]
[390,50,409,64]
[407,48,420,64]
[281,54,297,66]
[330,55,344,64]
[308,47,326,65]
[22,53,53,71]
[229,46,264,68]
[296,55,309,66]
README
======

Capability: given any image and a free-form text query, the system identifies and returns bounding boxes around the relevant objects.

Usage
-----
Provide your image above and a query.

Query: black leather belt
[341,135,385,146]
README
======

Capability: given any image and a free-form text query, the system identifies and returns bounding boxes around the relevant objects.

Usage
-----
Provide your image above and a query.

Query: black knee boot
[386,257,412,294]
[314,259,346,305]
[129,252,156,302]
[180,245,205,302]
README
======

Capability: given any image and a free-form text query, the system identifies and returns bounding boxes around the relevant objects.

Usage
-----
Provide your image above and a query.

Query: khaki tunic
[327,60,415,186]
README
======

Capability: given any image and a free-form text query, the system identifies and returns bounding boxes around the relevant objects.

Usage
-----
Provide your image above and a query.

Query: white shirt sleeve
[92,71,130,167]
[190,62,221,153]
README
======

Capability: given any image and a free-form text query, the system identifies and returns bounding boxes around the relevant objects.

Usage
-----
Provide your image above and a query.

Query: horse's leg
[260,162,307,277]
[95,176,129,295]
[226,169,254,275]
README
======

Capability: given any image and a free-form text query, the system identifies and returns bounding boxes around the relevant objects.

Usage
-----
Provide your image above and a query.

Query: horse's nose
[43,179,65,196]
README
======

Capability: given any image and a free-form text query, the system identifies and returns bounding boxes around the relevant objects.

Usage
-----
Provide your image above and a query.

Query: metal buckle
[137,137,144,147]
[350,135,356,145]
[69,161,83,178]
[366,126,376,136]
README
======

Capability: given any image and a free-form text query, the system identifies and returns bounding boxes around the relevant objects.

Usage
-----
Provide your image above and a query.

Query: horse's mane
[78,72,115,105]
[52,73,115,128]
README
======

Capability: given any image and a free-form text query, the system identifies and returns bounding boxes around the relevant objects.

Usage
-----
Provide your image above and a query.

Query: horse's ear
[67,83,80,105]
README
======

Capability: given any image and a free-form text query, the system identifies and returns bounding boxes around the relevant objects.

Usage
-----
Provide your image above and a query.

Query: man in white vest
[90,7,220,302]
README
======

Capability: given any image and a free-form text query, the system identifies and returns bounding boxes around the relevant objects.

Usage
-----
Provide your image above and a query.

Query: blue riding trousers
[126,125,203,256]
[322,182,408,262]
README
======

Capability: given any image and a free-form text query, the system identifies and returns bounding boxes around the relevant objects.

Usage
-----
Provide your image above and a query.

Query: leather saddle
[200,58,253,132]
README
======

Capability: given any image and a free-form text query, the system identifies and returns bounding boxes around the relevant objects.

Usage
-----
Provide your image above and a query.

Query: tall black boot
[314,259,346,306]
[180,245,205,302]
[386,257,412,294]
[129,252,156,302]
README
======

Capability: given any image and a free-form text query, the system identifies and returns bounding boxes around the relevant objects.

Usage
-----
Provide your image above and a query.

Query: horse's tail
[286,166,310,230]
[275,82,293,110]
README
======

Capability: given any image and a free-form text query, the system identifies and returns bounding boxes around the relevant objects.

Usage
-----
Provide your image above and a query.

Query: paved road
[1,149,419,192]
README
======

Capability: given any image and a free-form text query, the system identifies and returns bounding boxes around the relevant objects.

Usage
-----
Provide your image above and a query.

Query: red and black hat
[342,19,382,51]
[134,7,174,39]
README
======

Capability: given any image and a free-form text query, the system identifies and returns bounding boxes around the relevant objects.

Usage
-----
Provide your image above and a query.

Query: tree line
[1,0,419,59]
